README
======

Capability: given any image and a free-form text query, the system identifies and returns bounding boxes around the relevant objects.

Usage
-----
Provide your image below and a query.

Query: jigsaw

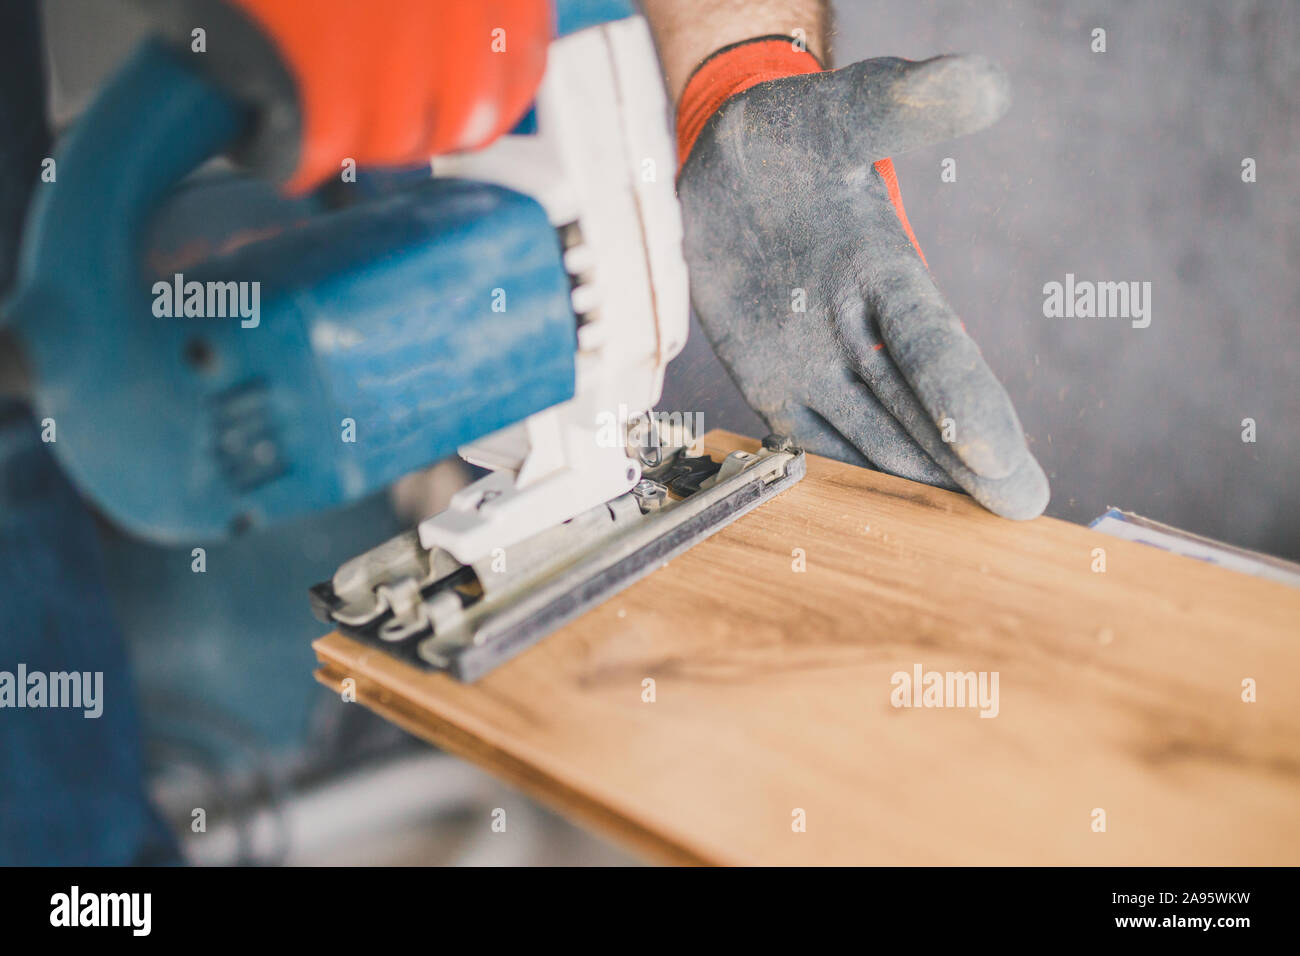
[4,2,804,682]
[310,12,805,680]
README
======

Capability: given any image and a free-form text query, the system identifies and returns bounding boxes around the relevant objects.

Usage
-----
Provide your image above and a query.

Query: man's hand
[647,4,1048,519]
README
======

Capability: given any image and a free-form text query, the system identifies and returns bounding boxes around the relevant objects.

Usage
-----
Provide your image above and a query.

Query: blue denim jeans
[0,400,178,864]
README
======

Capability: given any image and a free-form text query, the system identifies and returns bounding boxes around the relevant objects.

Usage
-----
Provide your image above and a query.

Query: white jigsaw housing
[422,14,690,564]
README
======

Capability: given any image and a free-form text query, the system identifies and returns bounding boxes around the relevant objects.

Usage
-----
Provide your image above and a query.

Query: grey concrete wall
[665,0,1300,559]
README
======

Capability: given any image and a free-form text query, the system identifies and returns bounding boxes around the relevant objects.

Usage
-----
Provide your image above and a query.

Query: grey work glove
[677,50,1049,519]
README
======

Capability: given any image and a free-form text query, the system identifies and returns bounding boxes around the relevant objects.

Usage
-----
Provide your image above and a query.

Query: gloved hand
[132,0,551,193]
[675,38,1049,519]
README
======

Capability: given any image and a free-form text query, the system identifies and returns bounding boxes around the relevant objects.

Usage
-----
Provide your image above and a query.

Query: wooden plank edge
[312,644,715,866]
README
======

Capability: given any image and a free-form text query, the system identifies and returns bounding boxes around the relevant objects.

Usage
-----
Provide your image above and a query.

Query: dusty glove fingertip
[955,54,1011,128]
[969,453,1050,521]
[904,54,1011,137]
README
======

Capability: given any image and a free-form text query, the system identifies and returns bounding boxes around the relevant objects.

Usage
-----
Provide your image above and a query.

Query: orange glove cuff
[676,36,821,170]
[675,36,926,265]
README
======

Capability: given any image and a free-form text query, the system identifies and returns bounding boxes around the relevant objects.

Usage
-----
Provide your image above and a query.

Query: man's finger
[834,168,1025,480]
[954,450,1051,520]
[824,54,1011,161]
[848,350,1049,518]
[804,373,958,487]
[835,303,1049,518]
[776,377,1048,520]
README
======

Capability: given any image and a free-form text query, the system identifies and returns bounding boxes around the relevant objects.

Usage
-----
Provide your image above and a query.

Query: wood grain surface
[314,431,1300,865]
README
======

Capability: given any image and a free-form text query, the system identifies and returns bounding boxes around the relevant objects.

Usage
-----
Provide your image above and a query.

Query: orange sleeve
[229,0,552,193]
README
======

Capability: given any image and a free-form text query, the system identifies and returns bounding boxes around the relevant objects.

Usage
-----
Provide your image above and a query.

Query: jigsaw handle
[5,40,577,542]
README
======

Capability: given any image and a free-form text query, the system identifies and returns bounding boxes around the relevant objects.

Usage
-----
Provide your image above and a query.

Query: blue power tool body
[3,3,642,542]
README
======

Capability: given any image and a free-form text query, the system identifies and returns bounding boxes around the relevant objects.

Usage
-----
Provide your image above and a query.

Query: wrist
[676,36,823,169]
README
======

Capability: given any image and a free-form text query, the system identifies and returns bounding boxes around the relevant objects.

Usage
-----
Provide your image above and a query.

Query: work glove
[675,38,1049,519]
[131,0,551,193]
